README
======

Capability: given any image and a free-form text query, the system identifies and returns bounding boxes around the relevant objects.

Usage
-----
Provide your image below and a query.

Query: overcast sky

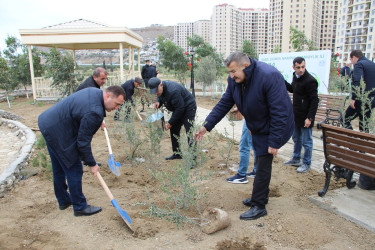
[0,0,269,50]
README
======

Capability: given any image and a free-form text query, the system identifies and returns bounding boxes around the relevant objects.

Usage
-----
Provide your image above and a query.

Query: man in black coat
[114,77,142,121]
[141,60,152,88]
[343,50,375,190]
[340,63,351,77]
[148,77,197,161]
[284,57,319,173]
[38,86,125,217]
[75,67,107,92]
[343,50,375,132]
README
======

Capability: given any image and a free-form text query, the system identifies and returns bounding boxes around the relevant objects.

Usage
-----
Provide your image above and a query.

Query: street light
[190,49,195,98]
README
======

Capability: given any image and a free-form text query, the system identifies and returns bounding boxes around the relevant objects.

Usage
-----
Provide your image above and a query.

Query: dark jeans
[343,99,375,132]
[249,154,273,209]
[170,107,196,154]
[144,78,150,88]
[46,143,87,211]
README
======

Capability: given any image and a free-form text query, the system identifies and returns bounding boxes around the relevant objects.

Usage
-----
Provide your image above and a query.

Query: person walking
[195,52,294,220]
[38,86,125,217]
[284,57,319,173]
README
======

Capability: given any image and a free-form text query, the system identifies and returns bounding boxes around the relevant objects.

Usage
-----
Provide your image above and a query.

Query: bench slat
[325,130,375,151]
[327,156,375,178]
[326,144,375,168]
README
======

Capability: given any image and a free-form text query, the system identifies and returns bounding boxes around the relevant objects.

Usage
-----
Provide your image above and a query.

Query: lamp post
[190,49,195,98]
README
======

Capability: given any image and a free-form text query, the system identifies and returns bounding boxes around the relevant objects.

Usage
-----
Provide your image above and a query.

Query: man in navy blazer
[38,86,125,217]
[195,52,294,220]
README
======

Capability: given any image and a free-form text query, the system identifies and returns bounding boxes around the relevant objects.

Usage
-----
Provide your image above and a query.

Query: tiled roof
[43,19,108,29]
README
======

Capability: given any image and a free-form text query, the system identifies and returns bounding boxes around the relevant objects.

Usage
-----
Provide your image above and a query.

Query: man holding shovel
[38,86,125,217]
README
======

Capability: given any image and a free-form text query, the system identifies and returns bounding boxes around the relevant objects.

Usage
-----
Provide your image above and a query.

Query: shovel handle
[97,172,114,201]
[103,123,113,155]
[135,111,143,121]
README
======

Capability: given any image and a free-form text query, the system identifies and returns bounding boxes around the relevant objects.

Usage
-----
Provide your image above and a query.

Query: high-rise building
[268,0,321,53]
[193,20,211,44]
[174,22,193,52]
[211,4,243,58]
[335,0,375,66]
[320,1,339,51]
[241,8,269,55]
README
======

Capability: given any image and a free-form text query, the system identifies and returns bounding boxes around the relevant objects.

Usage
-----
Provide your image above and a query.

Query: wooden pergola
[19,19,143,101]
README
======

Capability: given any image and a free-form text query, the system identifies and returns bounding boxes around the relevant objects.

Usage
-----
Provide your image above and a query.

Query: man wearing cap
[148,77,197,161]
[76,67,107,92]
[114,77,143,121]
[141,60,152,88]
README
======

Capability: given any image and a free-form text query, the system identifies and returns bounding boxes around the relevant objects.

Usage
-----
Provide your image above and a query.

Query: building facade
[241,8,270,55]
[211,4,243,57]
[268,0,321,53]
[320,0,339,51]
[335,0,375,66]
[193,20,211,44]
[174,22,193,52]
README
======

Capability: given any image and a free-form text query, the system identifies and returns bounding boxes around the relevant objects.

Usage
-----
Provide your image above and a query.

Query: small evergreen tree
[0,52,18,107]
[195,56,217,96]
[242,40,258,59]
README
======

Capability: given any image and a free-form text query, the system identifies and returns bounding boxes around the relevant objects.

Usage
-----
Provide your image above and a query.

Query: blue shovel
[97,172,133,231]
[103,125,121,176]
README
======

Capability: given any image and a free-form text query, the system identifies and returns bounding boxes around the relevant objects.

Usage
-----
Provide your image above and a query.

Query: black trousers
[343,99,375,132]
[250,154,273,209]
[144,78,150,88]
[170,107,196,154]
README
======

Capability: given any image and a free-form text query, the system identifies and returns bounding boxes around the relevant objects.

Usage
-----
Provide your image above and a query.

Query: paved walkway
[195,106,375,233]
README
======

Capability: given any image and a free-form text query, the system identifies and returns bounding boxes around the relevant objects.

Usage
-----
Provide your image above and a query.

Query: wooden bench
[318,123,375,196]
[316,94,349,128]
[288,93,348,128]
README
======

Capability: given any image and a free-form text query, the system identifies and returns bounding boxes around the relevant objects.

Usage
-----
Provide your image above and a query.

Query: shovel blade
[107,154,121,176]
[111,199,133,231]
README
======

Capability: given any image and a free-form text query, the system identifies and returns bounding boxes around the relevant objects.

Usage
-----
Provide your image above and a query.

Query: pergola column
[128,45,132,77]
[137,48,140,73]
[27,45,36,101]
[119,43,123,81]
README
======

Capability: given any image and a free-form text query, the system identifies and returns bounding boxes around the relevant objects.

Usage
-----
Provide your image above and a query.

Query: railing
[33,71,141,100]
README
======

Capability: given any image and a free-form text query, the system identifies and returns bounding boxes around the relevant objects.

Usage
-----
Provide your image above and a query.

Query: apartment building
[241,8,269,55]
[174,22,193,52]
[193,20,211,44]
[268,0,321,53]
[211,4,243,58]
[320,0,339,51]
[335,0,375,65]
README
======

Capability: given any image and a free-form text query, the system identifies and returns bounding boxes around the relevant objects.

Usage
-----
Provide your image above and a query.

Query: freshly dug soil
[0,96,374,249]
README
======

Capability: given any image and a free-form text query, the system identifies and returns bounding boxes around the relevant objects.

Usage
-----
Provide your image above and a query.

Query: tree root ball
[201,208,231,234]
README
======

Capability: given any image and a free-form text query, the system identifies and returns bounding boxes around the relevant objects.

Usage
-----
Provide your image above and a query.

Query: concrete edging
[0,118,36,195]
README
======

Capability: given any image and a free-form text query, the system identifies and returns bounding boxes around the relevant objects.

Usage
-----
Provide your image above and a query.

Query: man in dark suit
[114,77,142,121]
[75,67,107,92]
[38,86,125,217]
[141,60,152,88]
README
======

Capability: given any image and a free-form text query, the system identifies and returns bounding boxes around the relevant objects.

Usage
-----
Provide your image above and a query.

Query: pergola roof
[19,19,143,50]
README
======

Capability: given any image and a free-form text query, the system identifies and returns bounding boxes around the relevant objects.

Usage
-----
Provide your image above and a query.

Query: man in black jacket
[114,77,142,121]
[148,77,197,161]
[141,60,152,88]
[343,50,375,190]
[284,57,319,173]
[75,67,107,92]
[38,86,125,217]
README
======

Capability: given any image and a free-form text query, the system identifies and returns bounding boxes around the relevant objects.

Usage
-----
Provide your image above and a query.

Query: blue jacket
[351,56,375,100]
[38,88,105,168]
[204,58,294,156]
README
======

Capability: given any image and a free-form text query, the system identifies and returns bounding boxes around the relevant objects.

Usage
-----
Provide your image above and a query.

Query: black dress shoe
[59,202,72,210]
[74,205,102,217]
[165,154,182,160]
[243,197,269,207]
[240,206,267,220]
